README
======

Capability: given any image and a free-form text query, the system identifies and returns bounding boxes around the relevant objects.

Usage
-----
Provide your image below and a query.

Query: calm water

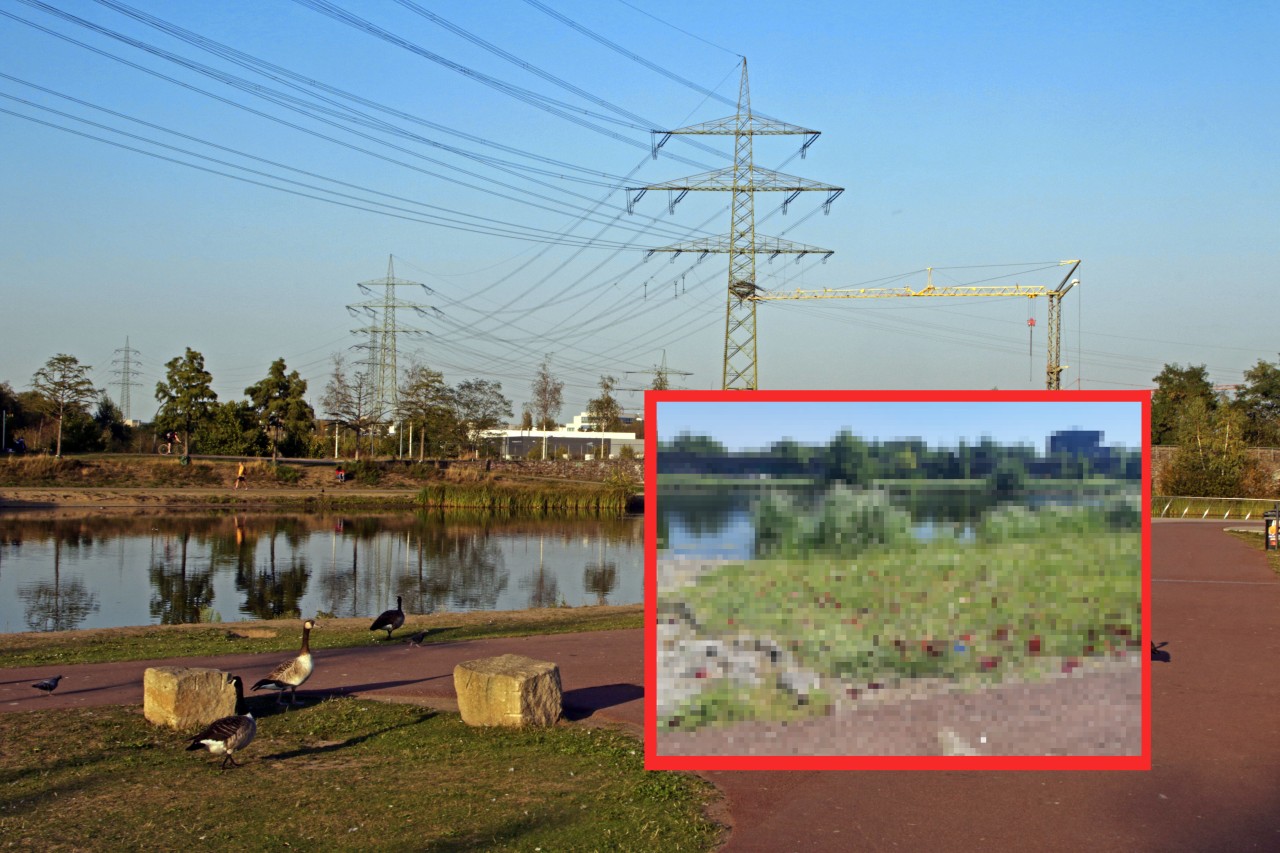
[0,510,642,632]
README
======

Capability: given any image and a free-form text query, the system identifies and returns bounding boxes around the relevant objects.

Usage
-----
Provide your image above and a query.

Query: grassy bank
[0,605,643,669]
[0,699,720,851]
[0,455,640,512]
[664,520,1141,731]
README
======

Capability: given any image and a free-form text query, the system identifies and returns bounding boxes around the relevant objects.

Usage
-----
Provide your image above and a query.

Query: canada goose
[253,619,314,707]
[370,596,405,640]
[31,675,63,696]
[187,675,256,770]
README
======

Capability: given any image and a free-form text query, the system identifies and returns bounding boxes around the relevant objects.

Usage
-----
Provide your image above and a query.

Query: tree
[1160,397,1262,496]
[585,375,623,433]
[322,355,379,460]
[245,358,315,459]
[399,363,461,459]
[530,355,564,431]
[453,379,512,457]
[30,354,99,457]
[1151,363,1215,445]
[93,394,132,451]
[196,401,267,456]
[1231,356,1280,446]
[155,348,218,455]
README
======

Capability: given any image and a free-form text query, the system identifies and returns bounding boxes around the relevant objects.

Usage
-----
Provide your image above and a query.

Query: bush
[976,498,1140,543]
[350,460,383,485]
[754,486,912,558]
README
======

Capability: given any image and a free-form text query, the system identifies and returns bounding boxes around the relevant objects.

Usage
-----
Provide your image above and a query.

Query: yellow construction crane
[754,260,1081,390]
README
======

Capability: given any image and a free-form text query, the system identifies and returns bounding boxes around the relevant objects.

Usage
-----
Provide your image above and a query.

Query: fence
[1152,496,1280,521]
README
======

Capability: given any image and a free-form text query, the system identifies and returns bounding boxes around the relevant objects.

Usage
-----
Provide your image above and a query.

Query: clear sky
[1,1,1277,421]
[657,398,1144,452]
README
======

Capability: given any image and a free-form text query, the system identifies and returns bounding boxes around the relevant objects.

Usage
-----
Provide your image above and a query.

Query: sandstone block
[143,666,237,730]
[453,654,562,727]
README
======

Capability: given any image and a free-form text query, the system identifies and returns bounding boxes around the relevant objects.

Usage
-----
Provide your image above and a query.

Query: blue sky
[657,399,1144,452]
[1,1,1277,420]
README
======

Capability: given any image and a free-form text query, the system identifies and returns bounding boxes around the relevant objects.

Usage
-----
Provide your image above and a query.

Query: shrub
[351,460,382,485]
[754,486,912,558]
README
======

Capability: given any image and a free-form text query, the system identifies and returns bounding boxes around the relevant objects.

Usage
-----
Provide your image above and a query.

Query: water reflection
[0,511,642,632]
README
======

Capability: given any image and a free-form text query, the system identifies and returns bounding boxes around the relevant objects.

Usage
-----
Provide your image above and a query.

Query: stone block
[453,654,562,727]
[143,666,236,730]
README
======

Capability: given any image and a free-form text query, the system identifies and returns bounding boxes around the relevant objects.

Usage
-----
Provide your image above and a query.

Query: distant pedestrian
[234,461,247,490]
[335,465,346,483]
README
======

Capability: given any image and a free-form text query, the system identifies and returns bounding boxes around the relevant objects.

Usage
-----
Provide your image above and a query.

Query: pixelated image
[654,399,1144,759]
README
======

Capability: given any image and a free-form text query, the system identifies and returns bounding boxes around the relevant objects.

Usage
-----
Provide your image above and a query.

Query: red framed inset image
[644,389,1150,771]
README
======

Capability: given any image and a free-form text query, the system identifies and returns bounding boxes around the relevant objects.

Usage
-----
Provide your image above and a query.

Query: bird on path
[1151,641,1172,663]
[31,675,63,696]
[253,619,315,707]
[371,595,405,640]
[187,675,256,770]
[405,630,429,646]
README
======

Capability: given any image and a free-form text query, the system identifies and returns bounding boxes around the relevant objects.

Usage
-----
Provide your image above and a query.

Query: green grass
[0,606,643,669]
[666,531,1140,730]
[0,699,721,852]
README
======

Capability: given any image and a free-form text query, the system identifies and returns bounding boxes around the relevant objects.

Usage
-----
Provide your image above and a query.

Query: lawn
[662,524,1141,731]
[0,698,720,851]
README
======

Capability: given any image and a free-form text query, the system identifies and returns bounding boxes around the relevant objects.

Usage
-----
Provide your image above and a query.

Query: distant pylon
[629,59,843,389]
[347,256,436,421]
[111,336,142,421]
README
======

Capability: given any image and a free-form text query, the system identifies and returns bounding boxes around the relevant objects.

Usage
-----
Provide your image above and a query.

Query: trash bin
[1264,506,1280,550]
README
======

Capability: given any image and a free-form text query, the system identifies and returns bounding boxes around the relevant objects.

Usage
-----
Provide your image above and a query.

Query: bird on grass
[370,595,405,640]
[405,630,429,646]
[187,675,256,770]
[253,619,314,708]
[31,675,63,696]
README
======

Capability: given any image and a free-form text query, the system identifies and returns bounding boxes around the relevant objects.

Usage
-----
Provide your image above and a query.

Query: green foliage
[530,355,564,430]
[155,348,218,452]
[754,485,913,558]
[1232,355,1280,446]
[585,374,623,432]
[453,378,512,455]
[193,401,267,456]
[976,499,1140,543]
[30,353,100,456]
[663,432,727,455]
[351,459,383,485]
[1161,397,1263,496]
[245,357,315,458]
[1151,362,1216,445]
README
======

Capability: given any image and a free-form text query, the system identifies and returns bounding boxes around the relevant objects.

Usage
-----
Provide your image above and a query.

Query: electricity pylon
[628,59,843,390]
[623,350,692,391]
[347,256,436,422]
[111,336,142,421]
[754,260,1081,389]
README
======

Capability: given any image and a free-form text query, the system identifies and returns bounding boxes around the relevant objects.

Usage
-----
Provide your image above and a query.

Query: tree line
[2,349,646,459]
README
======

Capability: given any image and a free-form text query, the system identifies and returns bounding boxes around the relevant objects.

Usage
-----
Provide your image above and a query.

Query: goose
[370,595,405,640]
[31,675,63,696]
[253,619,315,707]
[187,675,256,770]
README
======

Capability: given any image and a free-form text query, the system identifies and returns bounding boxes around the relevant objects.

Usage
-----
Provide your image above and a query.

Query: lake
[0,510,642,632]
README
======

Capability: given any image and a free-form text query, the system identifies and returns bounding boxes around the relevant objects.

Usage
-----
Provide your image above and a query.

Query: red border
[644,389,1152,771]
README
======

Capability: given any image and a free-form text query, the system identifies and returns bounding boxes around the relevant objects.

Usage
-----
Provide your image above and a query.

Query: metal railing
[1153,496,1280,521]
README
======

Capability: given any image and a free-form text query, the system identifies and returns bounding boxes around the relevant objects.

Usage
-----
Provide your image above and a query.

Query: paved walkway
[3,521,1279,850]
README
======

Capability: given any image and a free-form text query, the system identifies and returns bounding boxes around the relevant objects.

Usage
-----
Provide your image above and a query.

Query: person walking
[234,461,247,490]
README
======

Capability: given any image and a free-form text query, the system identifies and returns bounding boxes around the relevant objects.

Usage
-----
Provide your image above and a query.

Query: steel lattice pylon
[347,256,435,422]
[111,336,142,422]
[629,59,843,389]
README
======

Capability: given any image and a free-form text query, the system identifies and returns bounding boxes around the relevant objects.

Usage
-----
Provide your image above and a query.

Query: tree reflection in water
[149,531,214,625]
[20,538,100,632]
[233,517,311,620]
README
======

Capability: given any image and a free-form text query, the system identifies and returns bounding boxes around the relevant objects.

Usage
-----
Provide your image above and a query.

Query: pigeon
[31,675,63,696]
[1151,641,1171,663]
[405,630,429,646]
